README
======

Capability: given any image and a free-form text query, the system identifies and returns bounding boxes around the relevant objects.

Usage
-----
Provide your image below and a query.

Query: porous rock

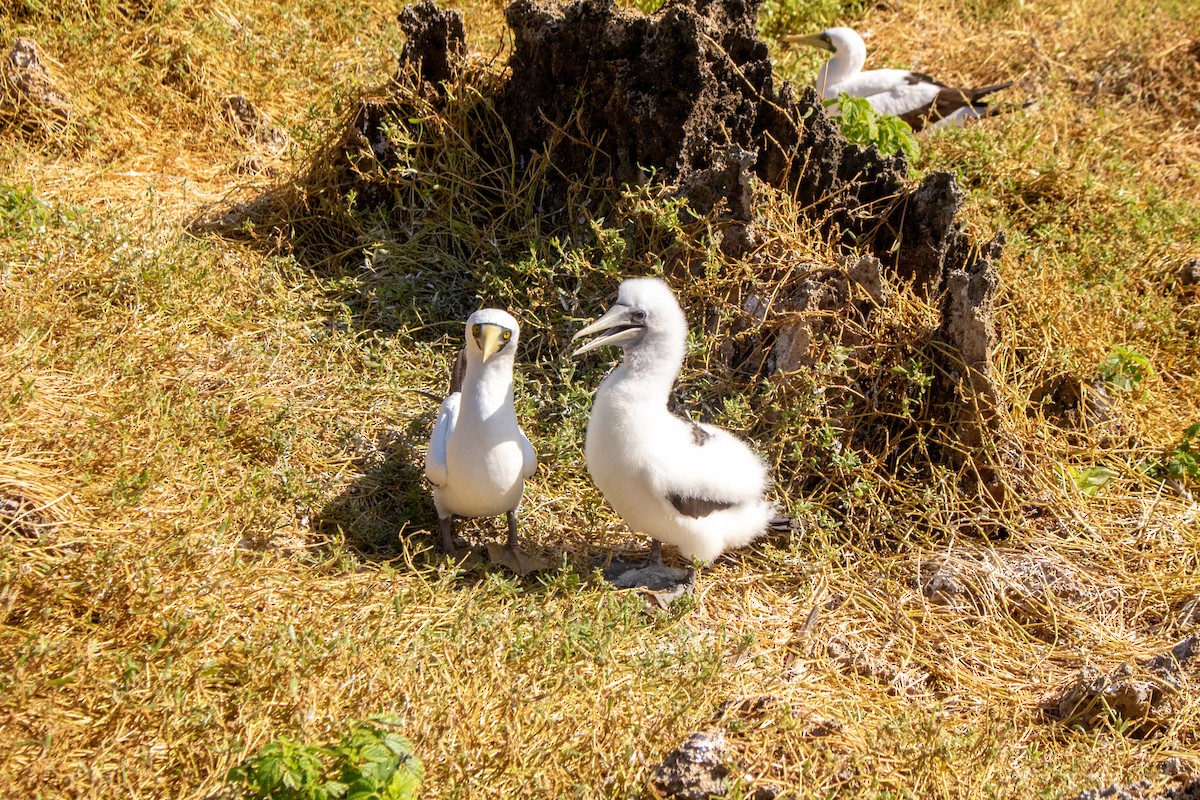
[1178,258,1200,290]
[1,494,48,539]
[1043,636,1200,736]
[2,38,71,132]
[222,95,287,150]
[1066,777,1200,800]
[652,731,730,800]
[397,0,465,89]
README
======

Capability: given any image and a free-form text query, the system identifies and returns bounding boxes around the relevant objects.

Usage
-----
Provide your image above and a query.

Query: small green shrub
[227,719,423,800]
[0,184,50,240]
[833,95,919,162]
[1100,346,1152,393]
[1067,465,1119,496]
[1141,422,1200,488]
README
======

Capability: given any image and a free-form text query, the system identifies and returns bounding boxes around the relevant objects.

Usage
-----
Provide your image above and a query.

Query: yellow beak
[781,32,835,52]
[475,323,508,362]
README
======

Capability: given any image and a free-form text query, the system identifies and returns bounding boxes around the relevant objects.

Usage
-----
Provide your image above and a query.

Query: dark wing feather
[668,493,737,519]
[666,421,742,517]
[899,76,1015,130]
[448,347,467,395]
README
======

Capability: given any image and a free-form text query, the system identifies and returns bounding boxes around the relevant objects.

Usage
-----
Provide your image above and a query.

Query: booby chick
[571,278,775,588]
[425,308,545,575]
[788,27,1016,131]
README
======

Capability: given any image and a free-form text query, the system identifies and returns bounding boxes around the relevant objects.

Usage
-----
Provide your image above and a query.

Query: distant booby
[571,278,776,585]
[788,27,1016,131]
[425,308,545,574]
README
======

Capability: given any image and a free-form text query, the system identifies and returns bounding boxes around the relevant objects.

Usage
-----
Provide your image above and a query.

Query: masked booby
[425,308,545,574]
[571,278,776,587]
[787,27,1016,131]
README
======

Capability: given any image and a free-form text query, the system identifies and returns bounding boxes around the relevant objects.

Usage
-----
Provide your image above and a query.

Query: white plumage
[789,27,1015,131]
[572,278,774,565]
[425,308,540,572]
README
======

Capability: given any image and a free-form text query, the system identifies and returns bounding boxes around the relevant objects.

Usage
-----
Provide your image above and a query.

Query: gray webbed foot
[486,541,550,576]
[595,541,695,608]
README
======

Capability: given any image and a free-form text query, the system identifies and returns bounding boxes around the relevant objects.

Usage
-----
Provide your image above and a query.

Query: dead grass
[2,0,1200,798]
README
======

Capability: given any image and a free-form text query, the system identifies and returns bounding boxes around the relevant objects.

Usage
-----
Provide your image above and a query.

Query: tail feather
[964,80,1015,102]
[767,514,803,535]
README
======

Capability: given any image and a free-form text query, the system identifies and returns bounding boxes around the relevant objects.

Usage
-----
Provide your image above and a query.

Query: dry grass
[2,0,1200,798]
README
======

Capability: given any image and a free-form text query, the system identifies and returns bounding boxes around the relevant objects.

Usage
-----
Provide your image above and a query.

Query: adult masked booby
[572,278,776,585]
[425,308,545,574]
[787,27,1016,131]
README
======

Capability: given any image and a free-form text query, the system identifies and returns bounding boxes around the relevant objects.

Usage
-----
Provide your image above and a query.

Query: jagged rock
[222,95,287,150]
[1068,782,1157,800]
[828,636,898,685]
[1144,636,1200,688]
[1,494,48,539]
[1030,372,1117,432]
[397,0,465,89]
[939,230,1011,497]
[920,559,970,606]
[652,731,730,800]
[500,0,912,257]
[1178,258,1200,290]
[1043,637,1200,736]
[844,253,890,307]
[915,551,1106,637]
[2,38,71,134]
[886,170,966,293]
[1066,777,1200,800]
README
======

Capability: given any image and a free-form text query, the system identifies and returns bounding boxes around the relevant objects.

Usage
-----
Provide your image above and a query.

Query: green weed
[1141,422,1200,488]
[1099,346,1152,394]
[833,95,920,162]
[227,718,423,800]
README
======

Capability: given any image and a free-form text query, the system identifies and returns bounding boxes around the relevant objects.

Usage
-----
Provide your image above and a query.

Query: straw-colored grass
[2,0,1199,797]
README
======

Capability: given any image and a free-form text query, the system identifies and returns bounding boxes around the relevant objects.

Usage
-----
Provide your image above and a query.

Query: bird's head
[571,277,686,358]
[465,308,519,363]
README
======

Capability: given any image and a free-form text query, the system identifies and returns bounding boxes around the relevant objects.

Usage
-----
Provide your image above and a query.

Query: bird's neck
[461,362,516,419]
[818,46,865,96]
[605,338,683,408]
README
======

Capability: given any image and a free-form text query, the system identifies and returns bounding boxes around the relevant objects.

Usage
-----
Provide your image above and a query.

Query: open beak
[474,323,508,362]
[781,32,835,52]
[571,305,645,357]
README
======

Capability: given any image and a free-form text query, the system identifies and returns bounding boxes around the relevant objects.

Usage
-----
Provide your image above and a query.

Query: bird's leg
[650,539,663,565]
[487,510,548,576]
[506,509,520,550]
[438,516,456,553]
[437,515,483,569]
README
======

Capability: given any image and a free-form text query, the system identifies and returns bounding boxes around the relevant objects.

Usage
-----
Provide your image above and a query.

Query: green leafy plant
[1067,465,1119,496]
[1099,346,1152,393]
[0,184,50,239]
[227,719,423,800]
[1141,422,1200,487]
[833,95,920,162]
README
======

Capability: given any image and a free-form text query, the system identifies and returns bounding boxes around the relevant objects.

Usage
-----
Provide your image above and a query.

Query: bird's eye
[472,324,482,339]
[502,330,511,340]
[631,310,647,324]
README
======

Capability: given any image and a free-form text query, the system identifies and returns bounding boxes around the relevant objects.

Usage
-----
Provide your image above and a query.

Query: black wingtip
[768,515,803,534]
[968,80,1015,101]
[448,347,467,395]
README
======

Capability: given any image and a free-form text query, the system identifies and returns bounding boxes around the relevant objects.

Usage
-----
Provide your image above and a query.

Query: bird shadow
[311,420,440,564]
[310,414,574,589]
